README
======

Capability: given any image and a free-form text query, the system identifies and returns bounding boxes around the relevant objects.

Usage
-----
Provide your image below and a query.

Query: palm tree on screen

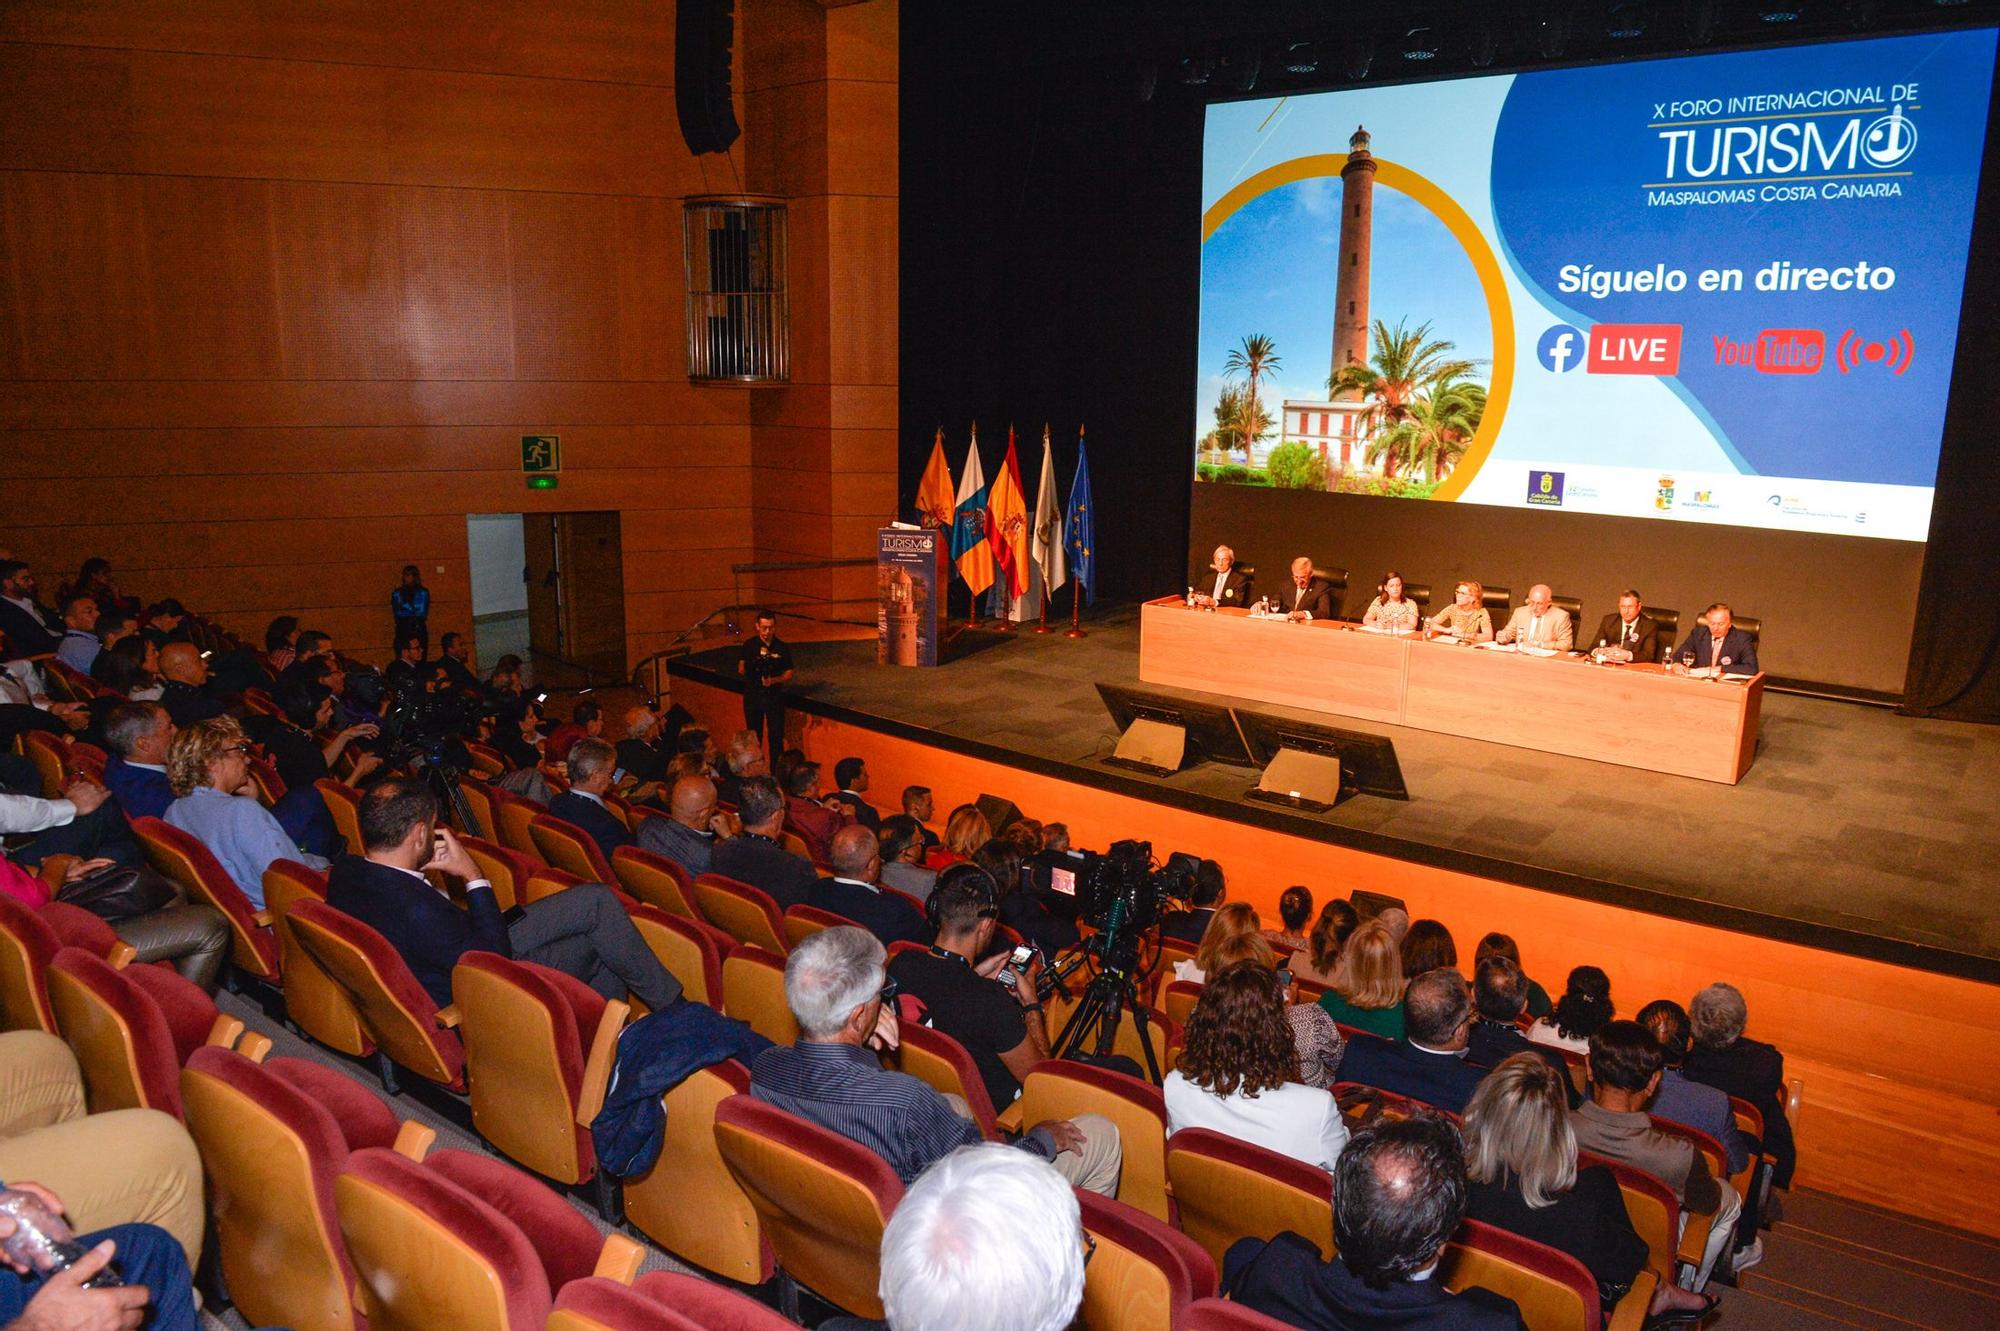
[1328,318,1476,479]
[1371,375,1486,484]
[1223,334,1281,458]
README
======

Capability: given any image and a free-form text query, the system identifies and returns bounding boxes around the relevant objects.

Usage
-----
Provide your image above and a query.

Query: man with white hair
[1494,584,1574,651]
[749,927,1121,1192]
[1190,544,1252,608]
[875,1145,1086,1331]
[615,704,669,785]
[1684,982,1794,1190]
[1281,557,1337,621]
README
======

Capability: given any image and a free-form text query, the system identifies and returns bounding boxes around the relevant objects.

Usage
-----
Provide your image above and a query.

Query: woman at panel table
[1425,580,1494,642]
[1360,571,1421,633]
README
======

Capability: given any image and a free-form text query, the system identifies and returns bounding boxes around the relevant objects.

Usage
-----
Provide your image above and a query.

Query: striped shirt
[749,1040,1054,1184]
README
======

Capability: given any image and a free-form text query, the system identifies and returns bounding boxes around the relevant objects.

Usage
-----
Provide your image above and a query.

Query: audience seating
[132,814,281,982]
[45,945,244,1117]
[713,1092,904,1320]
[452,953,626,1188]
[287,899,466,1094]
[20,730,69,797]
[609,845,699,919]
[1184,1297,1299,1331]
[264,859,371,1057]
[453,775,499,842]
[1017,1059,1172,1222]
[461,835,538,912]
[628,905,727,1011]
[1166,1127,1335,1266]
[490,787,547,862]
[314,778,366,853]
[246,757,287,808]
[694,874,790,954]
[1441,1216,1654,1331]
[721,945,800,1046]
[1162,978,1203,1031]
[179,1045,419,1331]
[622,1061,773,1286]
[0,895,135,1033]
[894,1021,1001,1141]
[334,1143,640,1331]
[530,812,616,884]
[780,903,850,950]
[463,743,509,782]
[1075,1188,1218,1331]
[1581,1151,1680,1287]
[548,1271,796,1331]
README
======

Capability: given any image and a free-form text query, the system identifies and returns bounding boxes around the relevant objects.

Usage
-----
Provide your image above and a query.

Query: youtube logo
[1585,324,1682,375]
[1713,329,1825,375]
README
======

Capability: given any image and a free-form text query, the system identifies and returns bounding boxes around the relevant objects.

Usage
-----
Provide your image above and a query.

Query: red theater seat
[287,899,466,1093]
[1076,1188,1218,1331]
[45,946,242,1117]
[530,812,616,884]
[549,1271,797,1331]
[694,874,790,955]
[610,845,699,920]
[1166,1127,1335,1266]
[132,815,279,981]
[628,904,727,1011]
[623,1061,772,1285]
[1185,1297,1299,1331]
[0,894,133,1034]
[894,1021,1002,1141]
[1018,1059,1172,1221]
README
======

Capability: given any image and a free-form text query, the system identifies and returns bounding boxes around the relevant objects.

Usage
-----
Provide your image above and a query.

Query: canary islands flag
[1065,432,1095,605]
[915,428,955,528]
[951,429,996,595]
[988,427,1031,599]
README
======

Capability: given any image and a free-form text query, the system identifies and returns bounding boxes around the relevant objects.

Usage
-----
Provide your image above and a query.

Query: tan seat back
[1167,1127,1334,1266]
[623,1062,771,1285]
[694,876,789,955]
[1018,1060,1170,1221]
[610,846,699,920]
[264,860,370,1057]
[721,946,799,1046]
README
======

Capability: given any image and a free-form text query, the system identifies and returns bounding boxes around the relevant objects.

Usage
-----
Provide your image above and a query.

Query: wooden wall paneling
[0,1,678,86]
[268,183,417,381]
[508,192,625,380]
[394,188,518,380]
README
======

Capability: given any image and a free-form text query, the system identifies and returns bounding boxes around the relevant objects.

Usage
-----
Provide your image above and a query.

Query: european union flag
[1065,438,1096,605]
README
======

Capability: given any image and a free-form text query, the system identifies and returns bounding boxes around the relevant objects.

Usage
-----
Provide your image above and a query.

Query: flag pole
[1066,422,1088,638]
[1035,566,1051,634]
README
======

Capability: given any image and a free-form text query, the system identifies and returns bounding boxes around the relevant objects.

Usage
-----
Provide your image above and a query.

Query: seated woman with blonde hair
[922,803,992,871]
[1163,962,1350,1171]
[163,715,327,908]
[1315,919,1406,1040]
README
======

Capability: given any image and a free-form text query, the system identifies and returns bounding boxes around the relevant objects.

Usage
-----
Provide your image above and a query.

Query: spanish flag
[987,427,1031,599]
[950,427,996,595]
[915,428,955,528]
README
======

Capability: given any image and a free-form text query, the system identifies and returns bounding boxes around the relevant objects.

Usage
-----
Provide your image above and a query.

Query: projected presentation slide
[1196,29,1995,542]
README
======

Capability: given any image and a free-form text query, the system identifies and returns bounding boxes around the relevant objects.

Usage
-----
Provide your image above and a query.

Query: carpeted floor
[676,604,2000,982]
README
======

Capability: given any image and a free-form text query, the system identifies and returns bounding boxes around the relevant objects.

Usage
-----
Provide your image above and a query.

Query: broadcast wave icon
[1834,328,1914,376]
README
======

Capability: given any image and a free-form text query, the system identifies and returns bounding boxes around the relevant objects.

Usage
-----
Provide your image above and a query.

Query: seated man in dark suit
[782,759,853,864]
[1336,969,1486,1115]
[1683,982,1794,1189]
[1673,603,1758,676]
[809,825,926,947]
[1465,956,1578,1108]
[614,703,670,786]
[436,631,481,693]
[1190,544,1253,609]
[100,700,177,821]
[1160,859,1227,946]
[547,737,633,864]
[0,560,62,659]
[1225,1114,1525,1330]
[1281,557,1338,622]
[382,633,427,696]
[829,756,881,830]
[155,644,226,726]
[635,774,735,879]
[709,774,817,911]
[1587,588,1663,663]
[325,776,681,1011]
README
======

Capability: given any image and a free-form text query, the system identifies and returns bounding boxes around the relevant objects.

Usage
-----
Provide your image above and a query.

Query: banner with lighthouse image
[1196,27,1995,542]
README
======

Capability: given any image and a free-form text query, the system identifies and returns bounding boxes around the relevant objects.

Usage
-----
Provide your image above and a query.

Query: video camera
[1043,839,1199,935]
[377,685,478,773]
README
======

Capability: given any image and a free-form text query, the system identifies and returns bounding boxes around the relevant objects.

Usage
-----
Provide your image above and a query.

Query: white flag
[1031,426,1068,593]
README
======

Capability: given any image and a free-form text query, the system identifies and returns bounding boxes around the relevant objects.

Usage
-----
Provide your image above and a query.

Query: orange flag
[916,427,955,527]
[987,427,1031,599]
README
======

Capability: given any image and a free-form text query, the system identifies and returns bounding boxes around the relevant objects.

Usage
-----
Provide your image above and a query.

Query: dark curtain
[1900,68,2000,723]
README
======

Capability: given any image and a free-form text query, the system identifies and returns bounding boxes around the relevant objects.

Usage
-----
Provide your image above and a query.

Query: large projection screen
[1191,29,1996,691]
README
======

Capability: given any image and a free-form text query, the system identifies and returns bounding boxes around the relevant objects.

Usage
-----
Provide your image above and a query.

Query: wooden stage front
[665,615,2000,1237]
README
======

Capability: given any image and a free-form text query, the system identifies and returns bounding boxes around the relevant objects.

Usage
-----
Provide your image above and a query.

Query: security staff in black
[738,610,795,754]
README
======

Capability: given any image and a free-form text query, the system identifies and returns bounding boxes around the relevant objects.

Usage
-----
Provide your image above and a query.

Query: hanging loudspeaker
[676,0,741,156]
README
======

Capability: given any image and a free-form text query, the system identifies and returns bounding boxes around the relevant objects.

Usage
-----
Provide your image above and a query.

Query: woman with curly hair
[163,715,326,908]
[1528,965,1614,1053]
[1163,962,1349,1170]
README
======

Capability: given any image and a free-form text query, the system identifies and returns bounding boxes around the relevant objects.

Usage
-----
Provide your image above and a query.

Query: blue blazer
[808,876,928,947]
[325,854,509,1008]
[1336,1037,1487,1115]
[548,791,632,866]
[1674,626,1759,676]
[103,756,174,822]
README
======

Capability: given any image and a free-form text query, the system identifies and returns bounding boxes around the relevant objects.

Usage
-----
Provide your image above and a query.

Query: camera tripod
[1049,929,1164,1084]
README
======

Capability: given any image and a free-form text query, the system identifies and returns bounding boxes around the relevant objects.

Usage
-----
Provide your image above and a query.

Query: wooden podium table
[1138,599,1763,783]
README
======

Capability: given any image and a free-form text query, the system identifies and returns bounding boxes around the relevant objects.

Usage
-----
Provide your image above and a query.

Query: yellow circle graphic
[1201,154,1513,502]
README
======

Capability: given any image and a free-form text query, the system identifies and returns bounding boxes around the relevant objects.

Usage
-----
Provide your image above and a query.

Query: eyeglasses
[223,744,254,756]
[877,977,900,1006]
[1082,1231,1097,1267]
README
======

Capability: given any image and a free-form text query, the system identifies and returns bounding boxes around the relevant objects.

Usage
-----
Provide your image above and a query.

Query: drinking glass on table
[1678,649,1695,676]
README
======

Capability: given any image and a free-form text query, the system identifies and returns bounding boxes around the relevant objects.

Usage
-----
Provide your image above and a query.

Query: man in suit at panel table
[1587,589,1664,663]
[1673,603,1759,677]
[1336,969,1487,1115]
[547,738,634,864]
[1494,583,1574,652]
[1190,545,1254,608]
[1281,557,1338,622]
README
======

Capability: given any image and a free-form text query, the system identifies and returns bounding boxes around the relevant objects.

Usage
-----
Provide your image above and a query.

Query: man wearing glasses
[749,926,1122,1193]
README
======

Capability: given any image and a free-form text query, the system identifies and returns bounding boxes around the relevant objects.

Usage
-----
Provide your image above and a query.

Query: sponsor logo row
[1535,323,1913,377]
[1523,467,1866,526]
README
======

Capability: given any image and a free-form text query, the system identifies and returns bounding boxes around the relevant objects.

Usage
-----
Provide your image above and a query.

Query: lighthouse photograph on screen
[1194,28,1996,541]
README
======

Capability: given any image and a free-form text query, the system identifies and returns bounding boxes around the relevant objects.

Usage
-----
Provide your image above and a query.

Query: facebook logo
[1537,324,1583,373]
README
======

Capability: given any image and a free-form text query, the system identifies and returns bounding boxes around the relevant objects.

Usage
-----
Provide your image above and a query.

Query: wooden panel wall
[673,671,2000,1240]
[0,0,899,663]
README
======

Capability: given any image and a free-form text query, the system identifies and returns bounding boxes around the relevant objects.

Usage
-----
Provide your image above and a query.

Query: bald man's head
[669,775,718,830]
[158,641,207,685]
[1527,584,1554,613]
[829,824,880,881]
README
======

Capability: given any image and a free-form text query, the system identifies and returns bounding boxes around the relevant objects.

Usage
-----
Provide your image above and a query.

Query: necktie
[1623,621,1635,646]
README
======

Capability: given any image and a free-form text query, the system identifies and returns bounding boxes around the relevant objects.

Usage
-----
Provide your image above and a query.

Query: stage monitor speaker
[676,0,741,155]
[975,793,1024,835]
[1107,717,1188,777]
[1349,889,1408,923]
[1250,746,1345,813]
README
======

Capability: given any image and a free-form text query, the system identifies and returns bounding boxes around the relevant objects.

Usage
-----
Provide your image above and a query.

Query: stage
[673,604,2000,986]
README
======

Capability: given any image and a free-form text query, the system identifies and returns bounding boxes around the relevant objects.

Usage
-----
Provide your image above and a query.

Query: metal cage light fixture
[682,196,790,383]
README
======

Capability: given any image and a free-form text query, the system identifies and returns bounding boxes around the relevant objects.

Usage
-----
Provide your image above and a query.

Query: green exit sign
[521,434,560,473]
[526,475,559,491]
